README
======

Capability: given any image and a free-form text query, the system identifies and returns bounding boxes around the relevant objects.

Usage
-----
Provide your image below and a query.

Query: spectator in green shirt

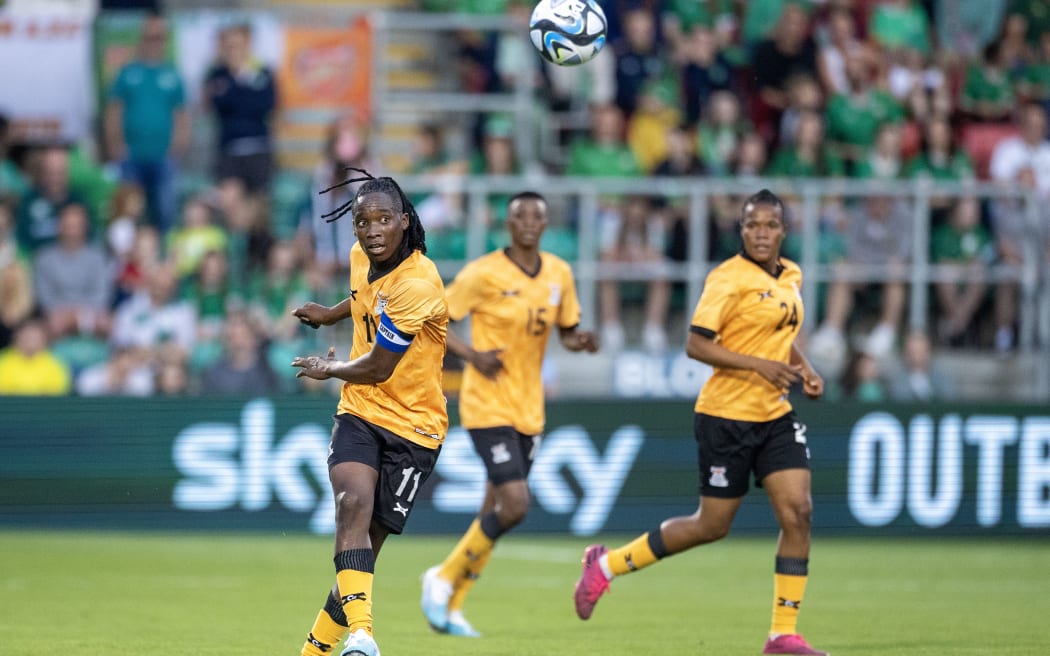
[766,110,845,178]
[904,115,975,224]
[852,122,905,180]
[15,146,94,253]
[244,239,312,343]
[104,15,189,233]
[930,197,997,347]
[695,90,752,176]
[959,42,1016,124]
[825,53,905,172]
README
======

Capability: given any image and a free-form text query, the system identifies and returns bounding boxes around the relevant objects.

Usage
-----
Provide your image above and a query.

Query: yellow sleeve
[384,277,446,335]
[690,267,737,337]
[445,260,482,322]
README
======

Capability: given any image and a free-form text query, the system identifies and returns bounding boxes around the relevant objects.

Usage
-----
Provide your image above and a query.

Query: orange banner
[278,15,371,118]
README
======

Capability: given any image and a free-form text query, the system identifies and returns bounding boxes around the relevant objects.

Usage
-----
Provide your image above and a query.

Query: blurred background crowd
[1,0,1048,402]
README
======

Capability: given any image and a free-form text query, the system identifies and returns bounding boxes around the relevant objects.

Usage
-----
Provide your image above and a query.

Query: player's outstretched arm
[292,341,407,384]
[292,297,354,329]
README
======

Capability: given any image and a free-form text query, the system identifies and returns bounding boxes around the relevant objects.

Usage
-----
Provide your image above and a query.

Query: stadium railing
[393,174,1049,397]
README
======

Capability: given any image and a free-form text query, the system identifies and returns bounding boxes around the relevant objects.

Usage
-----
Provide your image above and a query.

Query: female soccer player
[572,189,829,656]
[291,171,448,656]
[421,191,598,637]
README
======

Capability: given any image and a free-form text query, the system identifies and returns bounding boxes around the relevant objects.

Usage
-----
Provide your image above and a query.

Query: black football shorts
[469,426,541,485]
[327,413,440,534]
[694,410,810,498]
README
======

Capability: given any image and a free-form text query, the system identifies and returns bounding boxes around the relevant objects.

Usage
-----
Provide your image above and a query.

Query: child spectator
[0,317,71,395]
[167,196,228,280]
[841,349,888,402]
[106,182,147,270]
[627,79,681,173]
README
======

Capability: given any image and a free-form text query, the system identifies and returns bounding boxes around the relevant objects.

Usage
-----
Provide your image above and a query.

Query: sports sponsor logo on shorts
[709,465,729,488]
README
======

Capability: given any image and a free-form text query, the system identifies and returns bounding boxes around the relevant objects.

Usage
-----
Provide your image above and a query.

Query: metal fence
[392,174,1049,396]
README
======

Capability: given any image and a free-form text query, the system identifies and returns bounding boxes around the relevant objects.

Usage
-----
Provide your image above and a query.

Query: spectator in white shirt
[110,262,196,360]
[989,103,1050,196]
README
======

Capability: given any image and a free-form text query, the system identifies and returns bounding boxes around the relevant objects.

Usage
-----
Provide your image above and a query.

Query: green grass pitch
[1,530,1045,655]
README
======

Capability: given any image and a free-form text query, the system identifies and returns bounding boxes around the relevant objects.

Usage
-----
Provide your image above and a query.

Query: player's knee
[334,486,373,521]
[702,522,731,543]
[498,493,530,527]
[688,514,730,545]
[783,500,813,533]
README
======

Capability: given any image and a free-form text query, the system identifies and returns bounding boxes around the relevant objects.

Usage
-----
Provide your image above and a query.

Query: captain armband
[376,312,414,353]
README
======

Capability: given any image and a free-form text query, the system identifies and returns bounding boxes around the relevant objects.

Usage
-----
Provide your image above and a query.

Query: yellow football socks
[438,518,494,585]
[335,549,375,636]
[770,557,809,636]
[606,531,661,576]
[448,548,493,611]
[301,602,348,656]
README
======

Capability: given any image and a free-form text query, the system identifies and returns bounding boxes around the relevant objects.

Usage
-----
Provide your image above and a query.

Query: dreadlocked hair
[318,167,427,255]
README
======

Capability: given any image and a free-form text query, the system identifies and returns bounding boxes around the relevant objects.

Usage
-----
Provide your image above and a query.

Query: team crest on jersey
[549,284,561,306]
[709,466,729,488]
[758,289,773,300]
[374,292,389,314]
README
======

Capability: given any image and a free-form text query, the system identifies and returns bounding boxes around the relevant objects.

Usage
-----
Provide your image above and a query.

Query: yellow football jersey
[447,250,581,435]
[691,254,805,422]
[337,243,449,449]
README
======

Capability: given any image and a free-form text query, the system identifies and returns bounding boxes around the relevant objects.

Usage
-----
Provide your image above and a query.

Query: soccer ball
[529,0,608,66]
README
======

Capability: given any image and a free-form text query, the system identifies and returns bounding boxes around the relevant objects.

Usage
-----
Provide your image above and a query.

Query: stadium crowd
[0,0,1047,400]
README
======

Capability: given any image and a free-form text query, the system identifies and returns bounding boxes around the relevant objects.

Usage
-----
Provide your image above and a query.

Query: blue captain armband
[376,312,414,353]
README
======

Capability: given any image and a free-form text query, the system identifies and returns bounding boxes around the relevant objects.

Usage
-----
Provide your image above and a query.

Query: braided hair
[319,167,427,256]
[740,188,787,227]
